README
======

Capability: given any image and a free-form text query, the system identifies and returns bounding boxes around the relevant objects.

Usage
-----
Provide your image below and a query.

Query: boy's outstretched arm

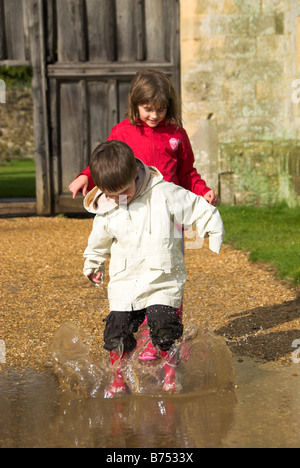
[165,184,225,254]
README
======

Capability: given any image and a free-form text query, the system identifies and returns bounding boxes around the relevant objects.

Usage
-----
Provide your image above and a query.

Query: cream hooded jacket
[83,159,225,312]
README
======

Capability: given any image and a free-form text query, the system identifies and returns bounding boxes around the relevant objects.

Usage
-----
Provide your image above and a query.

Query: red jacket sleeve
[177,129,211,197]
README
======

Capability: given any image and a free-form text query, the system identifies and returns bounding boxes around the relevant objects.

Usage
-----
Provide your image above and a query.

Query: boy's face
[103,179,136,205]
[138,102,167,128]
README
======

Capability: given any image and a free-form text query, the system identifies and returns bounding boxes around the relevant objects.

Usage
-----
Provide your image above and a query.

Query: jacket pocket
[109,258,126,277]
[145,254,178,274]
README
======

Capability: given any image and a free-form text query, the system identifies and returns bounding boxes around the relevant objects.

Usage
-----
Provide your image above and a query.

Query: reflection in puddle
[0,369,236,448]
[0,370,59,448]
[1,323,300,448]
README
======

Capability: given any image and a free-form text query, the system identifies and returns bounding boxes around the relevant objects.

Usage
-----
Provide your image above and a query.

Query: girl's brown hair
[89,140,137,192]
[127,69,182,126]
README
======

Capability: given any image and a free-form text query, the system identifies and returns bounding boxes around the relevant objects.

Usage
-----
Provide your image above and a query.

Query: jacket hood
[84,158,163,214]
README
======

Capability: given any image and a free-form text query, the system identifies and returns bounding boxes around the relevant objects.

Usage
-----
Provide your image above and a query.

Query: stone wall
[0,87,35,163]
[180,0,300,206]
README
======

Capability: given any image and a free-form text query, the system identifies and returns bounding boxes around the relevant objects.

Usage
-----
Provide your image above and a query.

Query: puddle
[0,323,300,448]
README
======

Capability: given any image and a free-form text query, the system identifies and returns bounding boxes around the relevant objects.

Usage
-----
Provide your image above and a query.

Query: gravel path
[0,217,299,371]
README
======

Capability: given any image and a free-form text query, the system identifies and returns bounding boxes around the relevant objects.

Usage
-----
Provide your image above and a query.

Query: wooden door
[45,0,180,214]
[0,0,180,214]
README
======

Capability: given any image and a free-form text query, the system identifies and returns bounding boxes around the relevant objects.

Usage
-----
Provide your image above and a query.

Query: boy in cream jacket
[83,140,225,397]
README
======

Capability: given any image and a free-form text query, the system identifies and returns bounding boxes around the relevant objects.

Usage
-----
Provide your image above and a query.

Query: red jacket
[80,118,211,196]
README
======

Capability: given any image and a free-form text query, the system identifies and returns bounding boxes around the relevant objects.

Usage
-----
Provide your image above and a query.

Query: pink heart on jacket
[169,138,181,151]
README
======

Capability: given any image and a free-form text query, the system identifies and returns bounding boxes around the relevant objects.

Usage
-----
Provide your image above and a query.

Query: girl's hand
[204,190,220,206]
[69,175,89,198]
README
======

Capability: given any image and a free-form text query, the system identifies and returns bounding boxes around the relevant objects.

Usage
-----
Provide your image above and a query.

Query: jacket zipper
[151,128,155,167]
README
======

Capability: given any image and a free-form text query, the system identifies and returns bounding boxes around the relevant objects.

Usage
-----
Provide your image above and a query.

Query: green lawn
[219,204,300,285]
[0,159,36,198]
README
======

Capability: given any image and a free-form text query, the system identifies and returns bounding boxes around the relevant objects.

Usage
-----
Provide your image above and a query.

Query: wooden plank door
[0,0,31,65]
[45,0,180,214]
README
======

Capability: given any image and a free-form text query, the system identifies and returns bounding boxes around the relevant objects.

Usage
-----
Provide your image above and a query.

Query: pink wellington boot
[138,318,159,361]
[104,351,129,398]
[160,348,181,394]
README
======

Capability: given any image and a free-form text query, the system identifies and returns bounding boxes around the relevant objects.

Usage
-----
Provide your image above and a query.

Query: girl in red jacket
[69,70,219,361]
[69,70,219,205]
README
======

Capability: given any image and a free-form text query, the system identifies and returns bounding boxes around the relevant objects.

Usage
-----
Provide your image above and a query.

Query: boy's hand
[69,175,89,199]
[87,271,103,285]
[203,190,220,206]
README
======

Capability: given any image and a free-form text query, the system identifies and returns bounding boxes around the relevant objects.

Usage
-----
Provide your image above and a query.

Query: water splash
[124,323,235,395]
[49,322,109,398]
[49,322,235,399]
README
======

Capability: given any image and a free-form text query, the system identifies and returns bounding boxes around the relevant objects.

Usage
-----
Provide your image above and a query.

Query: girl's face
[138,102,167,128]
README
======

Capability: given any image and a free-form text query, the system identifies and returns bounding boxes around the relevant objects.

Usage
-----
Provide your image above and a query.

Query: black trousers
[103,305,184,353]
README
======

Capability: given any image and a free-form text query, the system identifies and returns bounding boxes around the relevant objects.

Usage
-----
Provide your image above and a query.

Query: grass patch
[0,159,36,198]
[219,204,300,285]
[0,66,32,87]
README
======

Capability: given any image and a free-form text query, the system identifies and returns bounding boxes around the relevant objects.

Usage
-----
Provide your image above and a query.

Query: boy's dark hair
[127,69,182,127]
[89,140,137,192]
